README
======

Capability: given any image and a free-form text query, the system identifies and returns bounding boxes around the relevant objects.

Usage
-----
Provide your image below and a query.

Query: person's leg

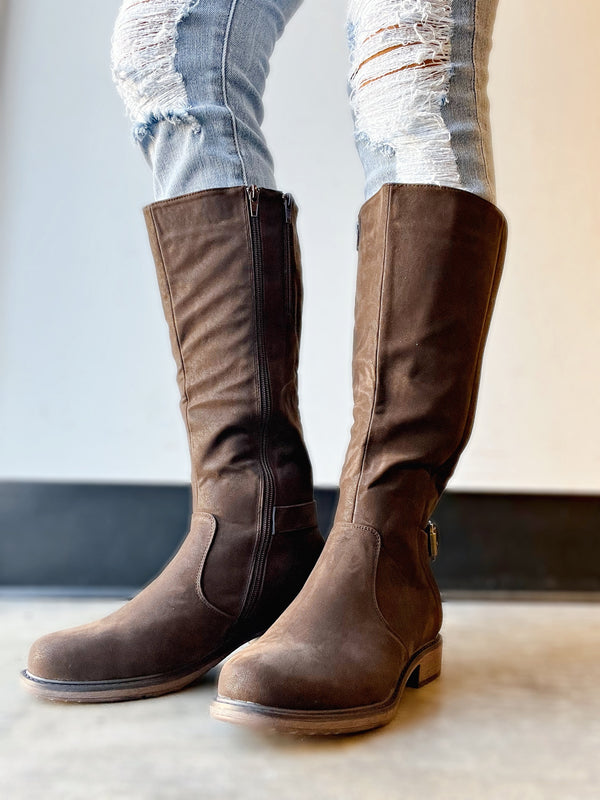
[347,0,499,204]
[111,0,303,199]
[212,0,508,734]
[21,0,324,703]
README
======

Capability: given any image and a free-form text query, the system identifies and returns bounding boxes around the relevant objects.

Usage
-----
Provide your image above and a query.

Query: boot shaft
[143,187,314,520]
[337,184,508,535]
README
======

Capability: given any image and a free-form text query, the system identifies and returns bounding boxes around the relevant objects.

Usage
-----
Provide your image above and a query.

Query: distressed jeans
[112,0,500,204]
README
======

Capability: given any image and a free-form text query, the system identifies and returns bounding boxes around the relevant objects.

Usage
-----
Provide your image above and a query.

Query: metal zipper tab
[283,192,293,224]
[247,185,260,217]
[425,520,439,561]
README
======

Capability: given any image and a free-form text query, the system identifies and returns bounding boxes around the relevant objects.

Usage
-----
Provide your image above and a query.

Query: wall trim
[1,481,598,595]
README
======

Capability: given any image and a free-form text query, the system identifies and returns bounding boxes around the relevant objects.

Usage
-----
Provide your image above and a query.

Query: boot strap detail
[425,520,439,561]
[272,501,319,535]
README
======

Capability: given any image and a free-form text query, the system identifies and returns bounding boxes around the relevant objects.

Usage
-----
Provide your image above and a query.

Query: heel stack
[406,637,442,689]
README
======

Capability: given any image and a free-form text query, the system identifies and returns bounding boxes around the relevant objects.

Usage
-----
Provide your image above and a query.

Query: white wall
[0,0,598,493]
[455,0,600,493]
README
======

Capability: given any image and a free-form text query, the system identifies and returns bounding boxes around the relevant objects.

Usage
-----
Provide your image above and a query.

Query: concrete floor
[1,598,599,800]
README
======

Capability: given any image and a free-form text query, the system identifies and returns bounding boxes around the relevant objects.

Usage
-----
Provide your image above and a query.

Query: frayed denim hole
[111,0,200,135]
[347,0,462,187]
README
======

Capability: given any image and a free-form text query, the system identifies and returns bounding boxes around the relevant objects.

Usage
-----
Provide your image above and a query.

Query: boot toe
[218,644,296,709]
[27,629,86,682]
[218,637,389,712]
[26,619,133,683]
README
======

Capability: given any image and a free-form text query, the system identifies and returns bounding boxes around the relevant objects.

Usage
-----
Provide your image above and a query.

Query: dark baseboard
[0,481,598,595]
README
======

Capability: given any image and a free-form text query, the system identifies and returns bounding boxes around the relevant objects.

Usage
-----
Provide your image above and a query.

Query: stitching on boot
[347,0,461,187]
[111,0,201,142]
[194,514,237,620]
[351,186,391,521]
[363,528,412,658]
[144,207,194,458]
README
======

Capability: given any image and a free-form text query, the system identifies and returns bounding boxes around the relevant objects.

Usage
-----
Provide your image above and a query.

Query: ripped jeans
[111,0,500,204]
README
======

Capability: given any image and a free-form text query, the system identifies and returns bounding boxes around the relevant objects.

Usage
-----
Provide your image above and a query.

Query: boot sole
[20,633,263,703]
[210,635,442,735]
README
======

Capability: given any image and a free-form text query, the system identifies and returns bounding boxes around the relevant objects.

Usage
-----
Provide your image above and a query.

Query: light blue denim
[348,0,499,204]
[112,0,301,200]
[111,0,499,204]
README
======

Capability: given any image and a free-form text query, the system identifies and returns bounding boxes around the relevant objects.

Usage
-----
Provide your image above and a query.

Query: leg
[348,0,499,203]
[21,0,323,703]
[111,0,303,198]
[212,0,507,735]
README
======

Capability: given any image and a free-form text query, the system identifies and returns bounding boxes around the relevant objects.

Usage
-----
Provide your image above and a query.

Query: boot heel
[406,638,442,689]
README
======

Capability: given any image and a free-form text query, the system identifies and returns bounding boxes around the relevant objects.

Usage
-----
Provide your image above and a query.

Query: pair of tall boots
[22,182,507,735]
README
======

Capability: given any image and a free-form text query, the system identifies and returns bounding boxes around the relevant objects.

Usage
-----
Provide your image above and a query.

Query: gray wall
[1,0,598,493]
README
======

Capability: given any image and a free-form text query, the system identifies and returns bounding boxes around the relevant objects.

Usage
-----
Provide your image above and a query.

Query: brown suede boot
[211,183,508,734]
[21,186,323,702]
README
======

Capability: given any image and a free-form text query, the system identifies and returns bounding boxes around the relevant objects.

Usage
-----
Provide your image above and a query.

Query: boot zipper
[240,185,276,621]
[283,193,294,319]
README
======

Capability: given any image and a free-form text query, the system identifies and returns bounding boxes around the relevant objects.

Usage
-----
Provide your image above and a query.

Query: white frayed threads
[111,0,200,140]
[348,0,461,187]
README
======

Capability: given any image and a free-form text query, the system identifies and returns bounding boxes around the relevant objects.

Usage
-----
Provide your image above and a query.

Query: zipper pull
[247,185,260,217]
[356,219,361,250]
[425,520,439,561]
[283,192,293,224]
